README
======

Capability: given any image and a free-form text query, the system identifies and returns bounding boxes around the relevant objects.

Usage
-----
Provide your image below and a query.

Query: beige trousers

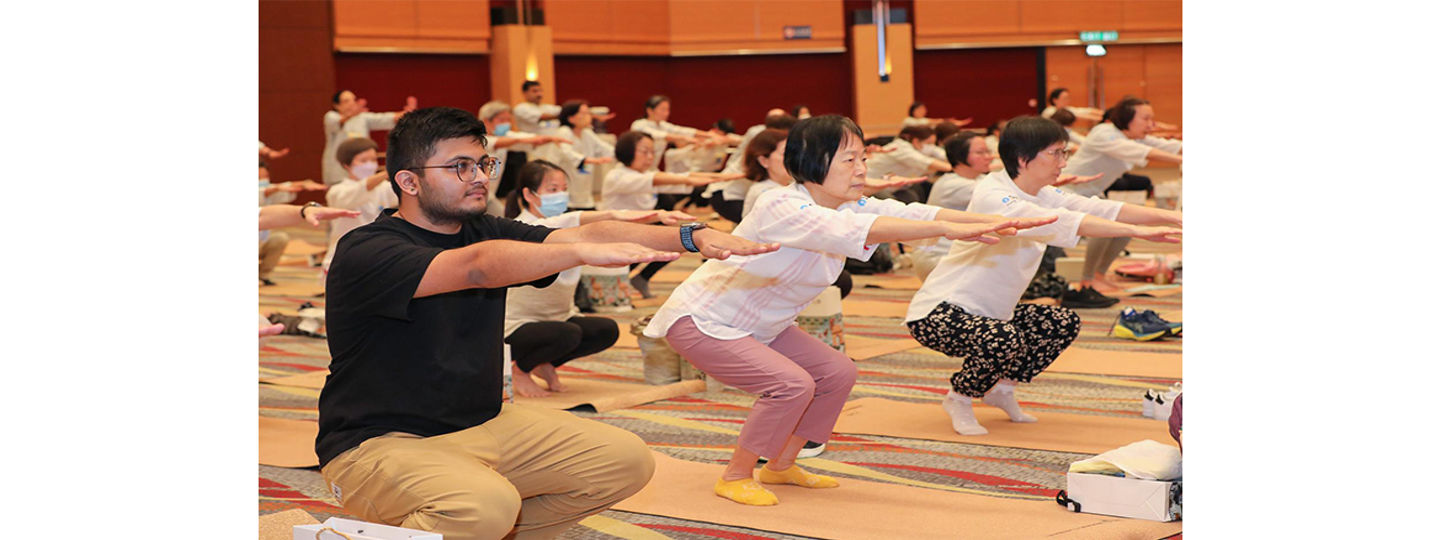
[258,231,290,280]
[320,404,655,540]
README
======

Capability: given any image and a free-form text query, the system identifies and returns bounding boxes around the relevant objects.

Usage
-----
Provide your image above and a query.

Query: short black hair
[898,124,934,143]
[1105,97,1151,129]
[764,113,799,131]
[943,132,983,168]
[790,104,809,117]
[644,95,669,111]
[907,101,926,117]
[614,131,653,168]
[783,115,865,185]
[998,116,1067,179]
[336,137,379,167]
[331,90,349,105]
[521,80,541,92]
[715,118,736,134]
[1050,108,1077,127]
[559,99,588,128]
[385,107,489,198]
[1048,87,1068,105]
[934,121,962,145]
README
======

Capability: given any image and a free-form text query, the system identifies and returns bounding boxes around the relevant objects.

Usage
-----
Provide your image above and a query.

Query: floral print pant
[907,302,1081,397]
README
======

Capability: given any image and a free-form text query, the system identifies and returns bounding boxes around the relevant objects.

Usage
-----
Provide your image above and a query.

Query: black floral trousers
[907,302,1081,397]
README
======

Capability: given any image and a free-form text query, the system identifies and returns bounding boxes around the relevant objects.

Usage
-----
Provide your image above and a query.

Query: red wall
[913,47,1042,130]
[333,53,493,153]
[553,53,852,134]
[259,0,335,192]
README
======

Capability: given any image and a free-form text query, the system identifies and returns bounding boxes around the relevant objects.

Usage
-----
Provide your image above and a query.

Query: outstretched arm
[415,240,681,298]
[258,204,361,230]
[1077,215,1181,242]
[547,221,780,260]
[865,214,1058,245]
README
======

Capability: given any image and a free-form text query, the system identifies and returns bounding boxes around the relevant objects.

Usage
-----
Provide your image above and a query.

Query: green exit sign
[1079,31,1119,42]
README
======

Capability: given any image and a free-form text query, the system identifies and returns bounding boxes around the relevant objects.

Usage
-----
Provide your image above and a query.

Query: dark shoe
[1060,286,1119,308]
[630,275,654,299]
[260,278,276,286]
[1140,309,1182,336]
[797,440,826,459]
[1110,307,1170,341]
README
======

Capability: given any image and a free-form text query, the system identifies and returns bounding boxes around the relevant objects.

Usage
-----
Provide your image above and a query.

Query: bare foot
[511,364,551,397]
[533,364,567,393]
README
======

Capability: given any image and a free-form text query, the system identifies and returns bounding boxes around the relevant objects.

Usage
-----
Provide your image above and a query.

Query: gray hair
[478,101,511,121]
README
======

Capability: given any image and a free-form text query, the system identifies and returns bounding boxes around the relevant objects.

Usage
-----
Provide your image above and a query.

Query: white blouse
[906,170,1122,322]
[1061,123,1182,197]
[644,182,939,344]
[503,209,583,336]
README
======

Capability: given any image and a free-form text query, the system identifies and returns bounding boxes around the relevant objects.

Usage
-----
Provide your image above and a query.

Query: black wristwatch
[299,201,321,220]
[679,222,707,253]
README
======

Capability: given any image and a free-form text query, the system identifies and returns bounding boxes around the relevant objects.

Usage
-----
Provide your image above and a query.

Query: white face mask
[351,161,378,179]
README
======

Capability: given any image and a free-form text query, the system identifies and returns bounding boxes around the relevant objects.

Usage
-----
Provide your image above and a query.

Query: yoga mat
[842,299,911,318]
[260,416,319,468]
[260,281,325,298]
[1048,347,1182,379]
[516,378,705,412]
[614,452,1181,540]
[614,323,639,349]
[833,397,1175,455]
[260,509,320,540]
[857,275,924,290]
[1114,284,1183,298]
[845,335,922,360]
[261,370,329,389]
[283,241,327,257]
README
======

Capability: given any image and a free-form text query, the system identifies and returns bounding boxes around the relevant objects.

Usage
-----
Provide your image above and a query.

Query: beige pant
[320,404,655,540]
[258,231,290,280]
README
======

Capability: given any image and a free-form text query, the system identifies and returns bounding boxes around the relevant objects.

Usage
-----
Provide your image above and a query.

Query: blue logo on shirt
[799,203,812,211]
[1001,196,1012,204]
[857,198,868,206]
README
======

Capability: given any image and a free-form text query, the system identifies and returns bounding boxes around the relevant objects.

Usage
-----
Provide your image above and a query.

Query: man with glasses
[315,107,778,540]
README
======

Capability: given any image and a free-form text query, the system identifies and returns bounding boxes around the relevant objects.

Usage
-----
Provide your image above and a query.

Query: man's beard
[417,182,489,226]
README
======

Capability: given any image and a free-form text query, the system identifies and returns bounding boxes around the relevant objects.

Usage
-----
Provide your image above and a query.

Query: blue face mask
[538,191,570,217]
[493,123,512,137]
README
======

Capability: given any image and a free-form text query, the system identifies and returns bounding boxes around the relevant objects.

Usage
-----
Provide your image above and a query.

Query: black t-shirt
[315,209,556,467]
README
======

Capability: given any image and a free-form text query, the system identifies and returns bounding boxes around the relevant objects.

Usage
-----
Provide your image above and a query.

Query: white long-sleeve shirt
[503,209,583,336]
[906,170,1122,322]
[1060,123,1182,197]
[323,176,399,270]
[644,182,939,344]
[512,102,562,134]
[322,111,397,186]
[865,138,934,179]
[600,166,661,211]
[741,178,783,219]
[917,172,980,255]
[630,118,699,172]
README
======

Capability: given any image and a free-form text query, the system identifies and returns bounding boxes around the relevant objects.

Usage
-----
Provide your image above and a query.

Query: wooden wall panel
[259,0,336,191]
[549,0,842,55]
[851,23,914,136]
[333,53,492,153]
[332,0,490,52]
[1142,43,1182,124]
[914,0,1179,48]
[1098,44,1145,107]
[1044,46,1095,107]
[1122,0,1182,32]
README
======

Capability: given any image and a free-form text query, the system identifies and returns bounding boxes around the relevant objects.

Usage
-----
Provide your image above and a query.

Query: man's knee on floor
[407,486,522,540]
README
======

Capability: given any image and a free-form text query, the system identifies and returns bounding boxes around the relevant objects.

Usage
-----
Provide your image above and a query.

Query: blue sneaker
[1110,307,1170,341]
[1139,309,1182,336]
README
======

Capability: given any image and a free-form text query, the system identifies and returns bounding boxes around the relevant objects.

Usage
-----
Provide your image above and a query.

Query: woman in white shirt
[630,95,723,210]
[1060,98,1182,303]
[322,90,415,186]
[906,116,1181,436]
[546,100,616,211]
[900,101,972,129]
[1040,88,1103,123]
[644,115,1055,506]
[740,129,793,219]
[603,131,737,298]
[502,160,693,397]
[323,138,399,272]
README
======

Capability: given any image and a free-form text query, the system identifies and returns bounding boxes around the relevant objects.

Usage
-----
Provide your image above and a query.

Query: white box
[1061,472,1181,522]
[295,517,442,540]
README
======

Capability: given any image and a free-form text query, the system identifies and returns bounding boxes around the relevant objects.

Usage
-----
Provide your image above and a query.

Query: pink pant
[665,316,858,458]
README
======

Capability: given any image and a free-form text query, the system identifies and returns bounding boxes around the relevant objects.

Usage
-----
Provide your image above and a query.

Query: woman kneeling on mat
[644,115,1056,506]
[503,160,696,397]
[906,116,1182,436]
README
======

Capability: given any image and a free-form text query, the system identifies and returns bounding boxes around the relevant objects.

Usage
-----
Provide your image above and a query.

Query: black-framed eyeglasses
[409,156,499,183]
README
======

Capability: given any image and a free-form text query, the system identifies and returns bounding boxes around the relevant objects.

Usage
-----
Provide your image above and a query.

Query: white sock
[982,383,1037,423]
[942,390,988,435]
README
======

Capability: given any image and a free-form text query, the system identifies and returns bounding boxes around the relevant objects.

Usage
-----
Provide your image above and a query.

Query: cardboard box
[295,517,442,540]
[1062,472,1181,522]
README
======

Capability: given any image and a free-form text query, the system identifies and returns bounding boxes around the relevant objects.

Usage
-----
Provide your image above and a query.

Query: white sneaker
[797,441,826,459]
[1152,383,1182,422]
[1142,390,1157,418]
[942,390,988,435]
